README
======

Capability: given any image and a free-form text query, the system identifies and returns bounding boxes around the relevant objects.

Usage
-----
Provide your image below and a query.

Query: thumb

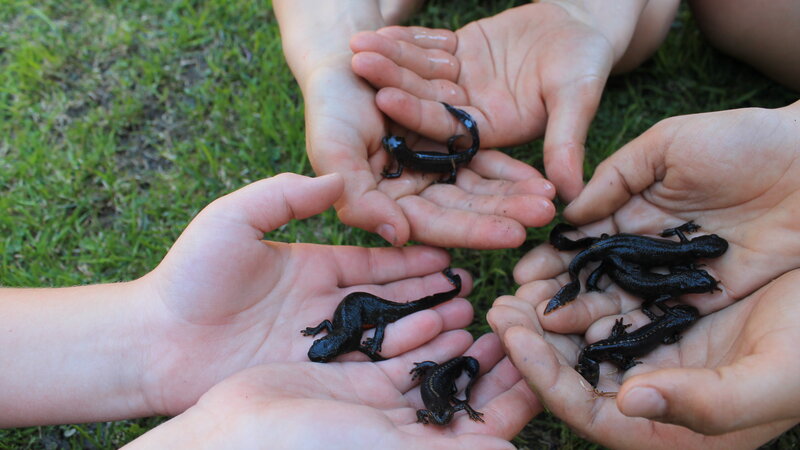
[334,173,411,247]
[563,118,675,224]
[617,363,798,435]
[542,75,605,202]
[204,172,344,233]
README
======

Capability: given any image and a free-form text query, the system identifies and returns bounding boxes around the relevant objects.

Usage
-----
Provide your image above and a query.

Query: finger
[513,243,570,285]
[465,149,549,185]
[377,26,458,53]
[335,173,412,247]
[375,89,487,143]
[353,52,466,105]
[487,295,543,342]
[418,182,555,228]
[454,169,554,200]
[465,361,541,439]
[384,329,474,392]
[618,362,800,435]
[397,195,527,249]
[541,75,607,202]
[563,119,673,225]
[503,326,599,425]
[203,173,344,233]
[325,245,451,287]
[351,31,460,81]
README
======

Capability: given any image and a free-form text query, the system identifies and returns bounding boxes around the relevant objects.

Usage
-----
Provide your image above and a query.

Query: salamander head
[307,333,348,363]
[680,269,719,293]
[575,358,600,388]
[690,235,728,258]
[381,135,405,156]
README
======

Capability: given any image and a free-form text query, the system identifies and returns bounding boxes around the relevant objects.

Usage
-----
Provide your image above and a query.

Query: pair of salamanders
[381,102,479,184]
[301,269,483,426]
[546,221,727,314]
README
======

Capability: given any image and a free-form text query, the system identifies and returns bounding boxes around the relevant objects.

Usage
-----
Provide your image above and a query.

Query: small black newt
[575,304,699,388]
[381,102,479,184]
[410,356,484,425]
[585,254,720,310]
[301,268,461,362]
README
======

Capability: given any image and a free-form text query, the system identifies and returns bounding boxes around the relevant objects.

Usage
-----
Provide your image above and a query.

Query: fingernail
[377,224,397,246]
[542,180,554,192]
[621,386,667,419]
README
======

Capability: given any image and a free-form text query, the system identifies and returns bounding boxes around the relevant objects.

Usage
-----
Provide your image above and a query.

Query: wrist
[539,0,648,64]
[274,0,384,84]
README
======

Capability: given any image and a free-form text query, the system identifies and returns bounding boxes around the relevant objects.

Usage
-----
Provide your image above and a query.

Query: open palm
[127,334,540,449]
[351,2,615,200]
[137,173,475,414]
[513,104,800,332]
[488,268,800,448]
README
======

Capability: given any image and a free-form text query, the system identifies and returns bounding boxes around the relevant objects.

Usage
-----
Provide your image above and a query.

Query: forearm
[0,281,154,427]
[274,0,385,88]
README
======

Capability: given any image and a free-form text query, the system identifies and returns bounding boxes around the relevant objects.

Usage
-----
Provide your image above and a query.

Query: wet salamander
[302,268,461,362]
[546,222,727,314]
[576,304,699,388]
[410,356,484,425]
[381,102,479,184]
[585,254,720,310]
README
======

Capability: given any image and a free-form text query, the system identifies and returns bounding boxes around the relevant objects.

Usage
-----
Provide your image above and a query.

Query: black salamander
[585,254,720,311]
[546,222,727,314]
[575,304,699,388]
[302,268,461,362]
[381,102,479,184]
[410,356,484,425]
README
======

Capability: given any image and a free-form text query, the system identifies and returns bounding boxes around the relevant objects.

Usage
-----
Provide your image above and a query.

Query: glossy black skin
[302,268,461,363]
[546,222,728,314]
[586,254,720,310]
[381,102,480,184]
[576,304,699,387]
[410,356,484,425]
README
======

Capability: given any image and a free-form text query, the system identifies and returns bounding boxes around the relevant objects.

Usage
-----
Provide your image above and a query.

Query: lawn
[1,0,797,448]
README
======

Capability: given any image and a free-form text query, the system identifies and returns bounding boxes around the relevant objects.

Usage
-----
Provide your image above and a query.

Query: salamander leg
[301,320,333,336]
[453,400,485,423]
[410,361,438,380]
[382,163,404,179]
[660,221,701,242]
[362,320,387,353]
[586,262,608,292]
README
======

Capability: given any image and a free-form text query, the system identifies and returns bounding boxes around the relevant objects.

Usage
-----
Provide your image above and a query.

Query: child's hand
[514,102,800,332]
[488,269,800,447]
[125,334,540,449]
[351,3,632,201]
[140,173,475,414]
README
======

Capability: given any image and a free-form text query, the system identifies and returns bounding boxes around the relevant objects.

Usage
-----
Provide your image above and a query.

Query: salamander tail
[544,281,581,314]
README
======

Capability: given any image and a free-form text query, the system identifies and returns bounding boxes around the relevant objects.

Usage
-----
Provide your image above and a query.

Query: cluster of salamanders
[546,222,728,389]
[546,221,727,315]
[410,356,484,425]
[301,268,461,362]
[381,102,479,184]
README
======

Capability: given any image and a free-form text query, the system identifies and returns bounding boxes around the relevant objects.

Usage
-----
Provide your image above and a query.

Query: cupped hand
[350,2,618,201]
[513,103,800,332]
[125,333,540,449]
[302,64,555,248]
[138,173,477,414]
[487,268,800,448]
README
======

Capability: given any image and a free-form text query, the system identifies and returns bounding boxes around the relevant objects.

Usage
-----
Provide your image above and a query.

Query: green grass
[0,0,797,448]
